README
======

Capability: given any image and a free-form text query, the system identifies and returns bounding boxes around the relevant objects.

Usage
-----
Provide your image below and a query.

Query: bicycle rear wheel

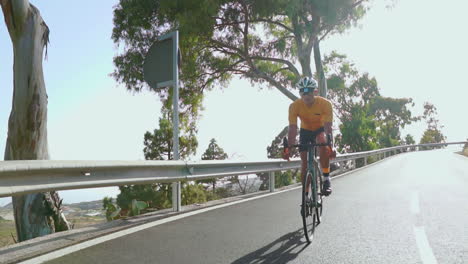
[301,171,316,243]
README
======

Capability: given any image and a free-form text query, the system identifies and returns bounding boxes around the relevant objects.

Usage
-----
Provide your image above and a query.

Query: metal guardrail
[0,141,466,209]
[0,159,301,198]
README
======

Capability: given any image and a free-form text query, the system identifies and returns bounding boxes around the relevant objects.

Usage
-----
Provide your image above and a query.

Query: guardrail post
[172,182,181,212]
[364,157,367,166]
[269,171,275,192]
[393,150,396,155]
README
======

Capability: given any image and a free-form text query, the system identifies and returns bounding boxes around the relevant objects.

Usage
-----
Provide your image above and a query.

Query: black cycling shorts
[299,127,325,152]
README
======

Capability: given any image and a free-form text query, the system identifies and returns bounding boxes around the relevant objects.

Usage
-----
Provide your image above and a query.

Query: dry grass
[0,219,16,248]
[67,216,106,229]
[0,216,106,248]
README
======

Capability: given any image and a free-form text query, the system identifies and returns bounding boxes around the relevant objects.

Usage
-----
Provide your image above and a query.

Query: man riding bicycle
[284,77,336,196]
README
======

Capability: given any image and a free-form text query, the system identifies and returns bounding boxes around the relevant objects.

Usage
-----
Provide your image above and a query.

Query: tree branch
[271,67,290,76]
[240,1,253,68]
[250,56,299,76]
[247,69,298,101]
[212,14,293,33]
[291,14,303,53]
[319,27,333,42]
[252,18,293,32]
[211,39,246,58]
[198,59,246,78]
[319,0,367,41]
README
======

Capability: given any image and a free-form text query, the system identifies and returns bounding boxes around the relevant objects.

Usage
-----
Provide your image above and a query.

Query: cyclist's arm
[288,103,298,146]
[323,100,333,143]
[324,122,333,141]
[288,124,298,146]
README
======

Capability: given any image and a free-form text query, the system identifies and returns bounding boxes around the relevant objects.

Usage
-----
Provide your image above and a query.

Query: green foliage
[370,96,417,148]
[366,155,380,165]
[324,51,417,152]
[130,200,149,216]
[263,126,299,191]
[197,138,229,192]
[215,187,231,198]
[112,0,373,106]
[117,184,172,211]
[338,105,379,152]
[182,184,207,206]
[266,126,299,159]
[420,129,446,145]
[275,170,297,188]
[258,170,298,190]
[405,134,416,145]
[422,102,444,131]
[112,181,214,218]
[201,138,228,160]
[103,197,122,221]
[203,186,231,201]
[419,102,446,148]
[143,110,198,161]
[111,103,209,218]
[257,172,269,191]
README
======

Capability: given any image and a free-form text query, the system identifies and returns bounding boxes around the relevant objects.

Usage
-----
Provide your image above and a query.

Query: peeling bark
[1,0,70,242]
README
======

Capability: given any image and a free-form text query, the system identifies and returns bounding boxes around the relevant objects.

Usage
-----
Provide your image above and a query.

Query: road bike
[283,136,331,243]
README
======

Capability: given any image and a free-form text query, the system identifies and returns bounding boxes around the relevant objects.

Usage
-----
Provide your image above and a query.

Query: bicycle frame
[283,136,331,243]
[307,146,320,207]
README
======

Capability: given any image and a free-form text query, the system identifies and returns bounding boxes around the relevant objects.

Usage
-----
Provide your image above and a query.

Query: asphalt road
[43,149,468,264]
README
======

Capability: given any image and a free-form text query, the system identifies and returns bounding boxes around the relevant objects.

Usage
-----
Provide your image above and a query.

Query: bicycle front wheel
[315,162,323,224]
[301,171,316,243]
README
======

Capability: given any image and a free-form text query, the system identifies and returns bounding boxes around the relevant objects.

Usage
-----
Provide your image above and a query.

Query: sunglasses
[299,87,314,94]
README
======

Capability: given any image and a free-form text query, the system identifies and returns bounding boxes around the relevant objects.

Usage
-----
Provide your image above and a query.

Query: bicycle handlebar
[282,136,332,149]
[282,136,334,161]
[288,143,330,148]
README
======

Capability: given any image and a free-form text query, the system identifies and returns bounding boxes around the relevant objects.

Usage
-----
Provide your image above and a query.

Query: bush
[116,184,171,210]
[182,183,207,205]
[275,171,295,188]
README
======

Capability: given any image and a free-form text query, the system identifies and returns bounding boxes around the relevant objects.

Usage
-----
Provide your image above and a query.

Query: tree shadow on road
[231,228,309,264]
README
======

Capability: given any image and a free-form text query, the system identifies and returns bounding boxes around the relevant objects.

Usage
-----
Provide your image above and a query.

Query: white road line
[19,186,300,264]
[414,226,438,264]
[411,191,420,215]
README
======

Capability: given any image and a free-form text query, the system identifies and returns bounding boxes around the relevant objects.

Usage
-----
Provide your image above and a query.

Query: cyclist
[284,77,336,196]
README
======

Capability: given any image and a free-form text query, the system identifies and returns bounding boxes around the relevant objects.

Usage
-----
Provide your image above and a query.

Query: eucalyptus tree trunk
[1,0,70,242]
[313,39,328,98]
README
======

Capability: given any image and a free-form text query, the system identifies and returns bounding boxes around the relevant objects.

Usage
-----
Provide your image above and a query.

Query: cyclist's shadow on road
[231,228,309,264]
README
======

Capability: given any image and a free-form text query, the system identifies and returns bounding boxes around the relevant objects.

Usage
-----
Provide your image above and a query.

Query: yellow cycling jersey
[288,96,333,131]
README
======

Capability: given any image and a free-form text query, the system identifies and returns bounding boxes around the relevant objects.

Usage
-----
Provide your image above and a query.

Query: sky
[1,0,467,205]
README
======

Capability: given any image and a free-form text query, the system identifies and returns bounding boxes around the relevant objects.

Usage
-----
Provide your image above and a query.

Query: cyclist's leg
[300,151,308,190]
[316,130,332,195]
[316,131,330,170]
[300,151,307,178]
[299,129,313,192]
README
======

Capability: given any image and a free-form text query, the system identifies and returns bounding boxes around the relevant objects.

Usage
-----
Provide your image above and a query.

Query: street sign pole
[142,30,182,212]
[171,31,181,212]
